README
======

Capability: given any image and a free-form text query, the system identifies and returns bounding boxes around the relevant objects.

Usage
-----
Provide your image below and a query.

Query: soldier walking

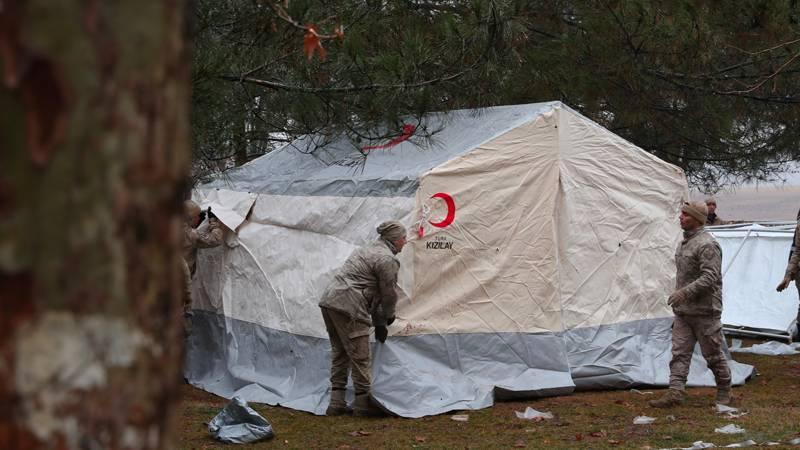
[650,201,732,408]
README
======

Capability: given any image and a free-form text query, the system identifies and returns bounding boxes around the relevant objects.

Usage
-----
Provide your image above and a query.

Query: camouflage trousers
[669,314,731,391]
[321,307,372,395]
[795,281,800,332]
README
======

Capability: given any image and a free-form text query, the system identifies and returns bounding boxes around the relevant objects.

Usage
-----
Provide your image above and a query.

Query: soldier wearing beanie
[705,196,728,225]
[318,220,408,417]
[650,201,732,408]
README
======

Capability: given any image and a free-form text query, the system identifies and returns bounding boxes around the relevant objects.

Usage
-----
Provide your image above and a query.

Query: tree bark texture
[0,1,190,449]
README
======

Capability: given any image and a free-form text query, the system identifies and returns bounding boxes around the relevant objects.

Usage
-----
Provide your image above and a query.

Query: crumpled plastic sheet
[716,404,748,418]
[660,439,789,449]
[723,440,757,448]
[208,396,275,444]
[514,407,554,420]
[714,424,746,434]
[630,388,654,395]
[659,441,730,450]
[633,415,656,424]
[674,441,715,449]
[729,339,800,356]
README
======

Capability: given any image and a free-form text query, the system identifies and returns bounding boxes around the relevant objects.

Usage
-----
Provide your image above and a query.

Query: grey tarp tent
[186,102,754,417]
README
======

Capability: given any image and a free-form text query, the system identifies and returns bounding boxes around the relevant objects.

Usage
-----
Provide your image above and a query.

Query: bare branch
[717,50,800,95]
[725,37,800,56]
[270,2,342,39]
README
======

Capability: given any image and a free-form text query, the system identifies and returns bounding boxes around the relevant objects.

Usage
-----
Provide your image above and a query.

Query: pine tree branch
[221,64,474,93]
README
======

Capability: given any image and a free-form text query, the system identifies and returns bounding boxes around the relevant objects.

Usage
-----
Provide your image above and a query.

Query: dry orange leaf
[303,24,327,61]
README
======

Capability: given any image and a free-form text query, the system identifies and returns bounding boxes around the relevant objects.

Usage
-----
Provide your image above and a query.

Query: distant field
[695,185,800,222]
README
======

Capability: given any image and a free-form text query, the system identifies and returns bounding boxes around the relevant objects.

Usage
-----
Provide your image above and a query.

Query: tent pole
[723,326,791,342]
[722,229,753,278]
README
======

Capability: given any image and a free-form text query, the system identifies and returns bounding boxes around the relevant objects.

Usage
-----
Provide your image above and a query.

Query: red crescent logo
[429,192,456,228]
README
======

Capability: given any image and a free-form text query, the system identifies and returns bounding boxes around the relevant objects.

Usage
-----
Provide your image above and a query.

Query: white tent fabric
[186,102,754,417]
[710,223,799,336]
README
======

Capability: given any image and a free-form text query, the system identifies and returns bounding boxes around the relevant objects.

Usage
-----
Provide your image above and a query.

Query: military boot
[715,387,732,405]
[326,389,351,416]
[648,388,686,408]
[352,393,385,417]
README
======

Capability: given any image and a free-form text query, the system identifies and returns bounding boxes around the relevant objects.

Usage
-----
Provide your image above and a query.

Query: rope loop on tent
[413,202,433,238]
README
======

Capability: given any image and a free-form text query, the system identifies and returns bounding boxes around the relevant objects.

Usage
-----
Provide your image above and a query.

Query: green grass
[177,339,800,449]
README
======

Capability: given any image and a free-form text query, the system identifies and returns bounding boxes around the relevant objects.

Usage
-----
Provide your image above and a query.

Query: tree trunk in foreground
[0,1,190,448]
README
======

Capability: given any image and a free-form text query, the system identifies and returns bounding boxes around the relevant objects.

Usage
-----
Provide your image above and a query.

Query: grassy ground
[177,340,800,449]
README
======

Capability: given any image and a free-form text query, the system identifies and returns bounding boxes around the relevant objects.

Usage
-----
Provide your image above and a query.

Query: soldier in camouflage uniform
[182,200,224,333]
[650,201,732,408]
[776,207,800,339]
[705,197,728,226]
[183,200,224,277]
[319,221,407,416]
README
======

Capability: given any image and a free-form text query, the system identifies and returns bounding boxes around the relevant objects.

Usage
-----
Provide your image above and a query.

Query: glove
[386,316,395,326]
[375,325,388,343]
[667,290,686,307]
[777,276,792,292]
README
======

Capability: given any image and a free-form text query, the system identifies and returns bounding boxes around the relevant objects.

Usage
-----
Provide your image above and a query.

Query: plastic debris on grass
[451,414,469,422]
[715,404,748,418]
[690,443,715,449]
[661,439,795,449]
[514,407,554,420]
[714,424,746,434]
[208,396,274,444]
[730,339,800,355]
[633,416,656,425]
[659,441,715,450]
[722,440,757,448]
[630,388,654,395]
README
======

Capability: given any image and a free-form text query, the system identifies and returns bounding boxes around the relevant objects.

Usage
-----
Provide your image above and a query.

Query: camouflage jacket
[319,238,400,326]
[183,218,224,275]
[672,228,723,317]
[707,213,727,226]
[785,221,800,281]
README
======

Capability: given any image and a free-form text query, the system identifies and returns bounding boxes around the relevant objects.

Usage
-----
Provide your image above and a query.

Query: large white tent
[186,102,754,417]
[710,223,799,340]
